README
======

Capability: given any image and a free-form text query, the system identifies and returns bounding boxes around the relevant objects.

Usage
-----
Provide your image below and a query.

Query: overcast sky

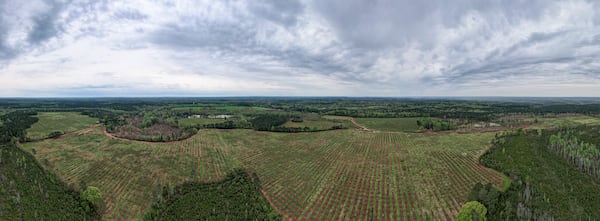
[0,0,599,97]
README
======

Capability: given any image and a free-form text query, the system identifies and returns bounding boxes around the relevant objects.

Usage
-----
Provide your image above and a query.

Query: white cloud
[0,0,599,97]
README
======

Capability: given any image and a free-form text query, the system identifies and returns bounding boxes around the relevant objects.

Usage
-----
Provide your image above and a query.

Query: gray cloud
[313,0,548,49]
[1,0,600,96]
[0,35,15,60]
[151,22,257,50]
[0,0,70,62]
[148,0,355,79]
[27,0,68,44]
[437,27,600,87]
[0,2,16,60]
[249,0,304,26]
[133,0,600,94]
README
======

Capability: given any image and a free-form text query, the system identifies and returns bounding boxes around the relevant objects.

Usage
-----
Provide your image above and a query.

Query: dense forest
[144,169,281,221]
[81,109,126,132]
[0,111,38,143]
[256,98,600,121]
[474,129,600,220]
[203,120,252,129]
[110,114,198,142]
[0,145,100,220]
[4,97,600,122]
[0,110,100,220]
[548,128,600,179]
[416,117,456,131]
[250,114,289,131]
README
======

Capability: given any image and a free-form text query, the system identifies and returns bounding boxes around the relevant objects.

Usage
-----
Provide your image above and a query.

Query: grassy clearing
[521,115,600,129]
[354,117,424,132]
[321,115,360,129]
[530,115,600,129]
[26,112,97,140]
[21,127,502,220]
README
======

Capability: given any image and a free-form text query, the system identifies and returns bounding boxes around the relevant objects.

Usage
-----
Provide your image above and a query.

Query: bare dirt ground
[349,117,375,132]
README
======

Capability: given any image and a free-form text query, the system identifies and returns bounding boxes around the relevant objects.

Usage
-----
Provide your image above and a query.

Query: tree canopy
[457,201,487,221]
[81,186,104,213]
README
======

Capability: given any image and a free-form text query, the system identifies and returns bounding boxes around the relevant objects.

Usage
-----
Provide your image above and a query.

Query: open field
[26,112,97,140]
[21,126,238,220]
[225,130,502,220]
[533,115,600,128]
[21,126,503,220]
[354,118,424,132]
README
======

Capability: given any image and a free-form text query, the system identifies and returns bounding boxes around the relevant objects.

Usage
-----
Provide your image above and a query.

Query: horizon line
[1,96,600,99]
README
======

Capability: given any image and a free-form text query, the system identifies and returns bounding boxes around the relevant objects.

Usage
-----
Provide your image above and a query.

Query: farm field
[354,117,424,132]
[21,126,503,220]
[26,112,97,140]
[532,115,600,128]
[226,130,503,220]
[21,126,239,220]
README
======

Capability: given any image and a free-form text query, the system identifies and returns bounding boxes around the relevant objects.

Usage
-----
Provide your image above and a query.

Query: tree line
[144,169,281,221]
[416,118,456,131]
[81,110,125,132]
[548,129,600,180]
[466,180,554,221]
[0,144,101,220]
[0,111,38,144]
[473,128,600,220]
[0,111,103,220]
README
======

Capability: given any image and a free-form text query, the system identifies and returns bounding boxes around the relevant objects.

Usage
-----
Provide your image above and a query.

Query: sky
[0,0,599,97]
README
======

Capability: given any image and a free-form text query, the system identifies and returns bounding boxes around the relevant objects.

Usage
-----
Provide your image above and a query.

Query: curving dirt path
[349,117,377,132]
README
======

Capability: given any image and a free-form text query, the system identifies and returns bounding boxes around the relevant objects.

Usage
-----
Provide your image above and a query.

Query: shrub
[47,131,63,138]
[81,186,104,213]
[457,201,487,221]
